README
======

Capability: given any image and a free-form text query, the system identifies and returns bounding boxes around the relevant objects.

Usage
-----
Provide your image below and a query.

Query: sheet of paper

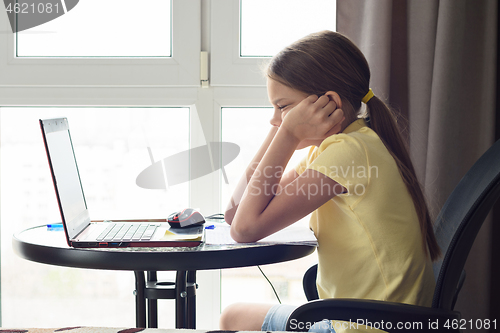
[205,223,317,246]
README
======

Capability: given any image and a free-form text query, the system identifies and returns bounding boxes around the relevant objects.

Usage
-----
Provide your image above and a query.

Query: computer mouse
[167,208,205,228]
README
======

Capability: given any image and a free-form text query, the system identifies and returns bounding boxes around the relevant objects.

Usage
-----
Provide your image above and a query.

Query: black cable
[209,213,281,303]
[258,265,281,304]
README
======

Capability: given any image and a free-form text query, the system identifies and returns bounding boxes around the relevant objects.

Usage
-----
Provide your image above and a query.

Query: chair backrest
[432,139,500,310]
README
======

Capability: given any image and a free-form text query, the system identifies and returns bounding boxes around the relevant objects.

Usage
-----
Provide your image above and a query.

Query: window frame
[0,0,330,328]
[0,0,205,328]
[0,0,201,91]
[210,0,268,87]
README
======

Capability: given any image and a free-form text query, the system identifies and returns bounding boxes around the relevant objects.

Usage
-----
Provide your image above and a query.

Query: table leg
[147,271,158,328]
[135,270,196,329]
[175,270,188,329]
[187,271,196,329]
[134,271,146,328]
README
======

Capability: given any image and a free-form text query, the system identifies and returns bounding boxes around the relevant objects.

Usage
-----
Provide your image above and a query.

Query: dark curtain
[337,0,498,329]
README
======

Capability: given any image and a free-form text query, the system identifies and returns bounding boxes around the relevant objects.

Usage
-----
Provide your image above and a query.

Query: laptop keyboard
[96,223,158,242]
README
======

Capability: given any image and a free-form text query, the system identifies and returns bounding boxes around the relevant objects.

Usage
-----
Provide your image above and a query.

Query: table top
[13,225,316,271]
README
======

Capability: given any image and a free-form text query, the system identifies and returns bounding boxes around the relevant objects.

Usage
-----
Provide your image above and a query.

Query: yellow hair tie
[362,88,374,104]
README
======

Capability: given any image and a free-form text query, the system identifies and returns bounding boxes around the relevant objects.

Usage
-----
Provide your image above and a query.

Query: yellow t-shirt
[295,119,435,332]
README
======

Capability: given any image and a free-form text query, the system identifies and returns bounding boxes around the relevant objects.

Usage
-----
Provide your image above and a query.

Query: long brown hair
[268,31,441,261]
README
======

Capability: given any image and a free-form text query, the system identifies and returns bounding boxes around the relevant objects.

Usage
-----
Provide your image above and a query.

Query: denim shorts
[262,304,336,333]
[261,304,297,331]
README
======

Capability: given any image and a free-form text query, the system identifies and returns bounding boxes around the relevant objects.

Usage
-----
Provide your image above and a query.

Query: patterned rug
[0,329,257,333]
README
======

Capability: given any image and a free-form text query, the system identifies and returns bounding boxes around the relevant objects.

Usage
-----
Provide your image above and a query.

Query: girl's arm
[230,95,345,242]
[225,126,299,224]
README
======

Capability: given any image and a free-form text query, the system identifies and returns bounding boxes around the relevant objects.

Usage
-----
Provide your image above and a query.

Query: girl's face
[267,78,323,149]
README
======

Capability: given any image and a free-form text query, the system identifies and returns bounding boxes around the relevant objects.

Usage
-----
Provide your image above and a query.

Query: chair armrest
[303,264,319,301]
[286,298,461,332]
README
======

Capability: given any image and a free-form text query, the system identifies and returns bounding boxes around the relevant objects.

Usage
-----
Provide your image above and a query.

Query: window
[0,0,199,87]
[215,0,335,313]
[16,0,172,57]
[211,0,336,86]
[221,107,316,308]
[240,0,336,57]
[1,107,189,328]
[0,0,336,328]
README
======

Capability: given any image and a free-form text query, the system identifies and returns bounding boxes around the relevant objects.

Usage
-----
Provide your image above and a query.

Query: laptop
[39,117,204,248]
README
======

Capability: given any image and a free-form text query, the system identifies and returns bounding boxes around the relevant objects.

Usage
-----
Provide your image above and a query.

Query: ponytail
[367,96,441,261]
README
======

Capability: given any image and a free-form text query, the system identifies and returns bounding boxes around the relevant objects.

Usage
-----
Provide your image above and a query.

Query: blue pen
[47,223,64,230]
[205,225,215,229]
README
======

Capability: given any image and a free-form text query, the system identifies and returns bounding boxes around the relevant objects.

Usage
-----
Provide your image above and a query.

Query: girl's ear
[324,91,342,109]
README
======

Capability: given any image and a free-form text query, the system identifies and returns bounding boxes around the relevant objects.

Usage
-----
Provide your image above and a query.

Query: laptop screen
[40,118,90,239]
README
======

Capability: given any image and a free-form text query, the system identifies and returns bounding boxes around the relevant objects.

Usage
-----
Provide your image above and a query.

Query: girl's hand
[281,95,345,142]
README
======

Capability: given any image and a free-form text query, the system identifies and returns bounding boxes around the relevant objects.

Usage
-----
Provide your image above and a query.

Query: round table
[13,225,316,329]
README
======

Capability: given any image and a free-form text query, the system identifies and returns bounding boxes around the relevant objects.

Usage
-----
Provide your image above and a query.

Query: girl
[220,30,440,332]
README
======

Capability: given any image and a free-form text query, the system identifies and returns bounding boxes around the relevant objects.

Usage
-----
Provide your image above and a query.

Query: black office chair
[286,139,500,332]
